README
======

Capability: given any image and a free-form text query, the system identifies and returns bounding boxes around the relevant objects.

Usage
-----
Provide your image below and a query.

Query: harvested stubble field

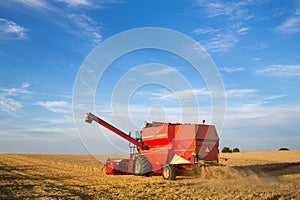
[0,151,299,200]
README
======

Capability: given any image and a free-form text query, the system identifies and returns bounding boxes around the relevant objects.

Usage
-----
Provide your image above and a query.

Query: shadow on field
[0,163,93,199]
[0,164,46,180]
[179,162,300,180]
[232,162,300,176]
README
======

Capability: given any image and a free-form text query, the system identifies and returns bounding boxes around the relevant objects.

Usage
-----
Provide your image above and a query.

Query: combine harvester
[85,112,219,180]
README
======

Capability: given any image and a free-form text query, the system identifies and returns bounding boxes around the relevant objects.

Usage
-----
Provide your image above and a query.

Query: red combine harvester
[85,112,219,180]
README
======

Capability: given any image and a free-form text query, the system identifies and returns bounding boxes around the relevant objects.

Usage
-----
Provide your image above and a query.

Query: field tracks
[1,151,300,199]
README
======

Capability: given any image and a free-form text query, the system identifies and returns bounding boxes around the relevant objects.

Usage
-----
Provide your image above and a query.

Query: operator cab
[129,131,142,154]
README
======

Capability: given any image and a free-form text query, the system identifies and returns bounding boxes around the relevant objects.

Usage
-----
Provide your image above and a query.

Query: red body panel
[105,159,130,175]
[139,123,219,173]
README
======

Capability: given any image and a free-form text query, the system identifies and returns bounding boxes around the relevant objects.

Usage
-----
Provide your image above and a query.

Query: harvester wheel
[134,155,152,176]
[162,165,176,180]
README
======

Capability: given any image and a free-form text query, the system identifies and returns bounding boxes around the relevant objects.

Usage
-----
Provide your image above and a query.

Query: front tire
[162,165,176,180]
[134,155,152,176]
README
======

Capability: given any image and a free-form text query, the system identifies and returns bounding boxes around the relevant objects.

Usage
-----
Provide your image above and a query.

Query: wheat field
[0,150,299,199]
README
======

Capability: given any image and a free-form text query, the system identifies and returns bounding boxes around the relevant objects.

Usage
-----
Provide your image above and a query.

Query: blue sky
[1,0,300,153]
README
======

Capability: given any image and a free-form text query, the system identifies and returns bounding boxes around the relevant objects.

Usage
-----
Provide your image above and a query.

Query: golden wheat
[0,151,299,199]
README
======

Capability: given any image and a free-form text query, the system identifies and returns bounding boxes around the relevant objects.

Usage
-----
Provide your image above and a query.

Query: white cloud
[275,5,300,34]
[145,68,177,76]
[0,18,29,40]
[192,27,239,52]
[135,87,258,102]
[11,0,120,10]
[220,67,244,73]
[196,0,254,19]
[252,57,261,61]
[192,27,219,35]
[135,88,210,102]
[7,0,107,45]
[222,103,300,151]
[21,82,30,88]
[160,88,210,101]
[223,88,282,100]
[1,82,31,96]
[196,0,234,17]
[193,1,255,52]
[275,16,300,33]
[200,33,238,52]
[257,64,300,77]
[32,116,73,126]
[10,0,55,11]
[35,101,71,114]
[92,89,300,151]
[225,103,300,130]
[237,26,251,35]
[263,95,286,101]
[0,126,76,140]
[0,82,31,113]
[97,103,211,131]
[226,89,258,98]
[0,98,23,112]
[55,0,121,8]
[56,0,92,7]
[68,14,102,45]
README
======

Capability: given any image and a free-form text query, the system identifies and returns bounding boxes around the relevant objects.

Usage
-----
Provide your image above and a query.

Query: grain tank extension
[85,112,219,180]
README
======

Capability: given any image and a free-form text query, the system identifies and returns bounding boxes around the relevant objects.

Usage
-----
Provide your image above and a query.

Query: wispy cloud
[68,14,102,45]
[220,67,244,73]
[263,95,286,101]
[192,27,219,35]
[193,0,256,52]
[252,57,261,61]
[193,27,251,52]
[192,25,242,52]
[224,103,300,131]
[135,87,259,102]
[275,16,300,33]
[134,88,210,102]
[6,0,120,45]
[158,88,210,101]
[32,116,73,126]
[198,32,238,52]
[0,98,23,112]
[0,126,76,139]
[196,1,230,17]
[1,82,32,96]
[226,89,258,98]
[97,90,290,138]
[145,68,177,76]
[10,0,55,11]
[0,18,29,40]
[35,101,71,114]
[275,5,300,34]
[55,0,93,7]
[55,0,121,8]
[196,0,254,19]
[223,102,300,151]
[237,26,251,35]
[0,82,31,113]
[99,103,210,126]
[257,64,300,77]
[225,89,284,101]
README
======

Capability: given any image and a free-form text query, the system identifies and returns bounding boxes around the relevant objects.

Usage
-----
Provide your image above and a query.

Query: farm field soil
[0,151,300,199]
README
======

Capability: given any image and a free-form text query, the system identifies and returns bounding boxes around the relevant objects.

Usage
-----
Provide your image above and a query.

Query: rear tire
[162,165,176,180]
[134,155,152,176]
